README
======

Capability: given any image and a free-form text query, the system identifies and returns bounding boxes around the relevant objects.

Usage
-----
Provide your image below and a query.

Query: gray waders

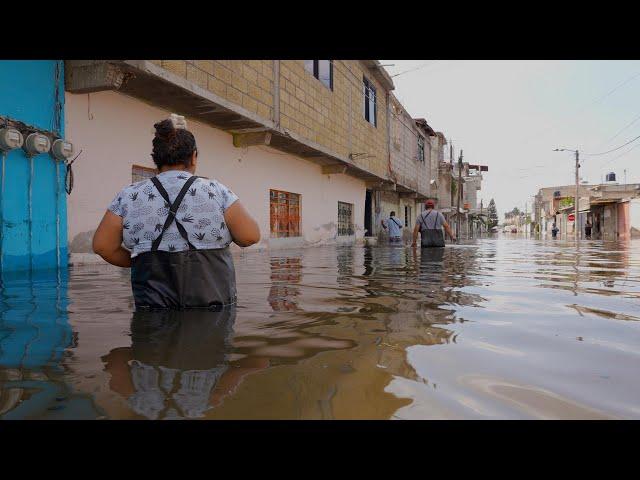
[131,175,237,310]
[418,210,445,248]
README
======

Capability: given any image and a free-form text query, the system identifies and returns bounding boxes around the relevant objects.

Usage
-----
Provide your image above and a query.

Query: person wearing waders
[92,116,260,309]
[381,211,403,243]
[411,199,456,248]
[551,223,559,239]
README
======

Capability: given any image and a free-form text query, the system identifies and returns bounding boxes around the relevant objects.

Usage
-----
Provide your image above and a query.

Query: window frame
[417,135,425,162]
[270,189,302,238]
[337,201,354,236]
[304,60,333,91]
[132,164,157,183]
[404,205,412,227]
[363,76,377,127]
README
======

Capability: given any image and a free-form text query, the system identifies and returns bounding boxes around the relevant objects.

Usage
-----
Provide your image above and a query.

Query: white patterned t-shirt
[107,170,238,257]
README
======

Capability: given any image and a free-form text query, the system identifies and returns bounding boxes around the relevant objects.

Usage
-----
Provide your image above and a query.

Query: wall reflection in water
[0,270,104,419]
[268,256,302,311]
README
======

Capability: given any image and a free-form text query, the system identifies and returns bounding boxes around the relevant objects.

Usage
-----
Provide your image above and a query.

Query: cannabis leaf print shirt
[107,170,238,257]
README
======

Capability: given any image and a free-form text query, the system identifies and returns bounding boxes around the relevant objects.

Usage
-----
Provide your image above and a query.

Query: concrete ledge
[69,253,109,266]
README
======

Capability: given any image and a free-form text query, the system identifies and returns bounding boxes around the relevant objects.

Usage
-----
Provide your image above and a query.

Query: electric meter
[23,133,51,156]
[0,127,24,151]
[51,139,74,160]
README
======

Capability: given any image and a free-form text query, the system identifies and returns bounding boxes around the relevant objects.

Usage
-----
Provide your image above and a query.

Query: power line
[585,133,640,156]
[519,66,640,146]
[598,141,640,167]
[390,61,441,78]
[599,112,640,147]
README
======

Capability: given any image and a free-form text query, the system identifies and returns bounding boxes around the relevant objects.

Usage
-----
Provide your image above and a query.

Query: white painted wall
[630,199,640,237]
[65,91,366,255]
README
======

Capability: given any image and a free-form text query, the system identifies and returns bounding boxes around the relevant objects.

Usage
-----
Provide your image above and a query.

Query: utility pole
[456,150,463,239]
[575,150,580,245]
[553,147,580,247]
[525,201,528,237]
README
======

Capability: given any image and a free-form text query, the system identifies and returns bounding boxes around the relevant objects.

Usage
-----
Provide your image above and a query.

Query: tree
[487,198,498,228]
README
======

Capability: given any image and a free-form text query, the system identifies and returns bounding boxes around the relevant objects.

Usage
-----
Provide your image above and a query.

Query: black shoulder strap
[391,217,402,227]
[150,175,199,251]
[418,210,431,231]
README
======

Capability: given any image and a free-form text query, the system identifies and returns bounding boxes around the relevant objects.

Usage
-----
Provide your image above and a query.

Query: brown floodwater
[1,236,639,419]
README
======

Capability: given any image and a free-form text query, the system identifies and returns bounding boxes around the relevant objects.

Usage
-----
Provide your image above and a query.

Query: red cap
[425,199,435,208]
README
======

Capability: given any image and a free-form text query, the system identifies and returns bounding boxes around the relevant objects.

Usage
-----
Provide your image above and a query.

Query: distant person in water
[585,220,592,239]
[551,223,559,238]
[92,115,260,309]
[412,199,456,248]
[381,211,403,243]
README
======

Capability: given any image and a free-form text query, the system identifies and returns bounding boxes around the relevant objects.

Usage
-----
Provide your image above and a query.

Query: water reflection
[0,270,104,419]
[102,308,243,419]
[2,237,640,419]
[268,256,302,312]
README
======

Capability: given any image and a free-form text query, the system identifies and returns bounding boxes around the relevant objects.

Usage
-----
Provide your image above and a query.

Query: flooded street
[1,236,640,419]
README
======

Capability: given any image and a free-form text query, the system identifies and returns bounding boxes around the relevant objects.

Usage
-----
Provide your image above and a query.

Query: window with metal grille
[270,189,301,238]
[404,205,412,227]
[132,165,157,183]
[363,76,377,127]
[337,201,354,236]
[304,60,333,90]
[417,136,425,162]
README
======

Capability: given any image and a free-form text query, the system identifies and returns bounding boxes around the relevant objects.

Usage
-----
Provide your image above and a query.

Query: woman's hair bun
[154,119,176,141]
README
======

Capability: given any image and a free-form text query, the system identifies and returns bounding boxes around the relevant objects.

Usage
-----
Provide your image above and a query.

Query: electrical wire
[390,61,441,78]
[519,66,640,146]
[65,150,82,195]
[598,141,640,168]
[584,133,640,156]
[599,112,640,147]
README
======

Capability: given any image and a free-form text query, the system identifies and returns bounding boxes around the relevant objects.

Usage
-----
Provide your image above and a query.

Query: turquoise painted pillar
[0,60,67,274]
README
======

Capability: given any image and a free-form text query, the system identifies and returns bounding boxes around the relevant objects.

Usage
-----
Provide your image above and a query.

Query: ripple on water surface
[1,237,639,419]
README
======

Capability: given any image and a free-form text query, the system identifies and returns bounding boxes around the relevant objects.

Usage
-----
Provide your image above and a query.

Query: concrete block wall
[279,60,390,179]
[148,60,391,181]
[389,95,421,192]
[150,60,275,121]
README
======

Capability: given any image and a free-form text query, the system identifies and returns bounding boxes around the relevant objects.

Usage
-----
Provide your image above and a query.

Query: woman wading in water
[92,116,260,309]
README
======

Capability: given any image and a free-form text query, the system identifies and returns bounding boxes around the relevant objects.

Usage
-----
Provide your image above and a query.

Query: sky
[381,60,640,219]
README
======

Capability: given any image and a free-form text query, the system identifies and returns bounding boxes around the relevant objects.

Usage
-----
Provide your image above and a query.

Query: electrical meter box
[51,139,74,160]
[24,133,51,156]
[0,127,24,151]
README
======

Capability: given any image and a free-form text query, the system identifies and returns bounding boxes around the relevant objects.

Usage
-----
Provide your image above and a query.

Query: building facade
[65,60,401,258]
[533,182,640,239]
[60,59,486,263]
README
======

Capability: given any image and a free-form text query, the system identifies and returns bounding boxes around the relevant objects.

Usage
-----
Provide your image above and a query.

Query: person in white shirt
[381,211,403,243]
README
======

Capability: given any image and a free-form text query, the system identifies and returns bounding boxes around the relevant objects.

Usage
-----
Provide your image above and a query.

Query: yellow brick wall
[153,60,275,121]
[279,60,389,179]
[150,60,389,179]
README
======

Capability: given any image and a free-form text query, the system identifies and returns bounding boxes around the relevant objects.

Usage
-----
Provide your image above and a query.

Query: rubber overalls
[418,210,445,248]
[130,175,237,310]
